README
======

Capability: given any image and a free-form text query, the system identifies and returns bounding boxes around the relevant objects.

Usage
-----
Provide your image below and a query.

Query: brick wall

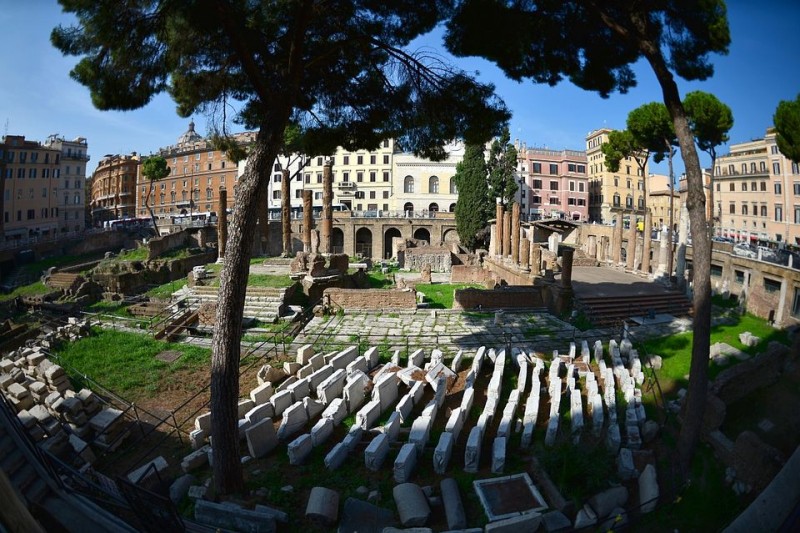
[452,287,545,310]
[450,265,494,284]
[324,288,416,310]
[484,258,536,286]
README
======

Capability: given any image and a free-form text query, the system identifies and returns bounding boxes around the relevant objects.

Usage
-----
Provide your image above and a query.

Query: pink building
[518,148,589,221]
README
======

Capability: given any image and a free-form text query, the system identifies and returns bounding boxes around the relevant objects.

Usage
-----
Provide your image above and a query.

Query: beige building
[43,134,89,233]
[1,135,63,241]
[393,142,461,215]
[90,153,139,225]
[586,128,650,224]
[647,173,680,232]
[713,129,800,246]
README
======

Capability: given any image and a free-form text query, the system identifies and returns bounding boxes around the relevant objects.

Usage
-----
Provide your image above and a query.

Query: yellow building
[586,128,650,224]
[1,135,63,241]
[393,142,461,215]
[713,129,800,245]
[647,173,680,232]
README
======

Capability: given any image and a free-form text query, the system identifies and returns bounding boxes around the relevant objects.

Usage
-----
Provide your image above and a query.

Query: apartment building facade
[43,135,89,233]
[393,142,462,215]
[90,153,139,225]
[586,128,650,224]
[713,129,800,246]
[135,122,256,218]
[517,147,589,221]
[1,135,63,241]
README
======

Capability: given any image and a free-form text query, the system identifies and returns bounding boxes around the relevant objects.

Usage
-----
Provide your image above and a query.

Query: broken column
[626,212,637,270]
[561,248,574,289]
[302,189,313,253]
[642,210,652,274]
[503,209,512,259]
[613,210,624,264]
[511,202,520,265]
[281,168,291,256]
[495,202,505,258]
[520,233,530,271]
[217,186,228,261]
[530,244,542,276]
[587,235,597,258]
[320,159,333,254]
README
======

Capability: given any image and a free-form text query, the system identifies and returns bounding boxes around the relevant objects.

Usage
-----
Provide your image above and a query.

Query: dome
[177,120,202,145]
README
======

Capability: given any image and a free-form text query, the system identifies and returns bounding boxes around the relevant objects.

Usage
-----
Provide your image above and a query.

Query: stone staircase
[576,291,692,327]
[191,285,287,323]
[44,272,84,292]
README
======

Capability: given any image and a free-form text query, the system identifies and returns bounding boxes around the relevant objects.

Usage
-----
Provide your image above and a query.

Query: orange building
[89,153,139,226]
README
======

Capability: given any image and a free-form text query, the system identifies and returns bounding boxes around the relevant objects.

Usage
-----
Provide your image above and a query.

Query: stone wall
[484,258,535,286]
[324,288,416,311]
[450,265,494,285]
[404,246,453,273]
[709,342,791,405]
[147,227,215,260]
[452,287,545,310]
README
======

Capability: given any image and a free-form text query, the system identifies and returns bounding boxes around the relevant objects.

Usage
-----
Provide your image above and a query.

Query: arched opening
[449,203,457,212]
[404,176,414,193]
[355,227,373,258]
[429,175,439,194]
[332,227,344,254]
[443,228,459,243]
[428,203,439,212]
[413,227,430,244]
[384,227,402,259]
[403,202,414,215]
[450,178,458,194]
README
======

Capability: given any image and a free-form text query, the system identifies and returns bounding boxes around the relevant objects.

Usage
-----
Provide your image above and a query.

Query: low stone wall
[404,247,453,273]
[484,257,536,286]
[450,265,494,285]
[324,288,416,311]
[452,286,545,310]
[709,342,791,405]
[147,227,214,260]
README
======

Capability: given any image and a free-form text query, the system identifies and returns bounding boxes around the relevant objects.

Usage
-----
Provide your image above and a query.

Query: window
[794,183,800,195]
[614,177,619,187]
[532,162,541,173]
[383,191,389,199]
[273,173,281,182]
[383,171,390,182]
[404,176,414,193]
[370,155,376,165]
[206,188,213,200]
[771,145,779,154]
[317,173,323,183]
[383,139,390,148]
[773,162,781,175]
[357,155,363,165]
[625,195,633,208]
[272,191,281,200]
[342,172,349,182]
[795,207,800,224]
[741,204,748,215]
[729,203,735,214]
[549,181,558,191]
[304,173,310,184]
[549,164,558,175]
[314,192,322,200]
[273,163,281,171]
[568,163,576,172]
[734,270,745,284]
[578,182,585,192]
[317,157,323,165]
[532,179,542,189]
[429,176,439,193]
[549,197,559,205]
[775,182,782,195]
[295,190,302,199]
[27,209,35,220]
[775,205,783,222]
[370,171,376,182]
[627,179,632,189]
[569,181,575,192]
[761,181,767,191]
[383,155,389,165]
[357,172,363,182]
[764,278,781,294]
[532,195,542,205]
[792,288,800,318]
[613,193,620,207]
[760,205,767,217]
[742,182,748,192]
[342,155,349,165]
[450,179,457,194]
[369,191,376,199]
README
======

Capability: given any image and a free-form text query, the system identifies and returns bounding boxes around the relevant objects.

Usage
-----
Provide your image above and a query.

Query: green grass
[366,271,394,288]
[415,283,481,309]
[642,313,790,394]
[712,293,740,309]
[145,280,185,300]
[0,281,52,302]
[84,300,132,317]
[51,328,210,399]
[117,247,150,261]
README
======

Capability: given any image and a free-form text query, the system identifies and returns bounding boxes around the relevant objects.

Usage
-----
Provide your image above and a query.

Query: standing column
[530,244,542,275]
[642,210,652,274]
[217,186,227,261]
[511,203,521,265]
[626,212,637,270]
[495,203,505,258]
[320,159,333,254]
[520,233,530,271]
[302,190,313,253]
[561,248,574,288]
[586,235,597,259]
[502,210,512,259]
[612,211,624,264]
[281,168,291,255]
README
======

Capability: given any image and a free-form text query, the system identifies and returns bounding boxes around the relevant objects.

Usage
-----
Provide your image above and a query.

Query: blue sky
[1,1,798,177]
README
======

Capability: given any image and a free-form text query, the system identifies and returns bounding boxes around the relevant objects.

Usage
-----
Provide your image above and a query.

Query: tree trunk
[145,182,160,235]
[644,50,712,476]
[707,153,717,238]
[210,125,284,495]
[281,168,291,255]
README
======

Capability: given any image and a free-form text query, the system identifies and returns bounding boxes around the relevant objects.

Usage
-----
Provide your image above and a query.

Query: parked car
[732,242,757,259]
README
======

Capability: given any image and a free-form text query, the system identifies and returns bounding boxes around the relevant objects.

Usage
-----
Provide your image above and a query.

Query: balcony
[62,153,91,162]
[337,181,356,189]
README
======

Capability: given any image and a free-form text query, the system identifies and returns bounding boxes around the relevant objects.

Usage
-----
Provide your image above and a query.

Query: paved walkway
[571,266,676,298]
